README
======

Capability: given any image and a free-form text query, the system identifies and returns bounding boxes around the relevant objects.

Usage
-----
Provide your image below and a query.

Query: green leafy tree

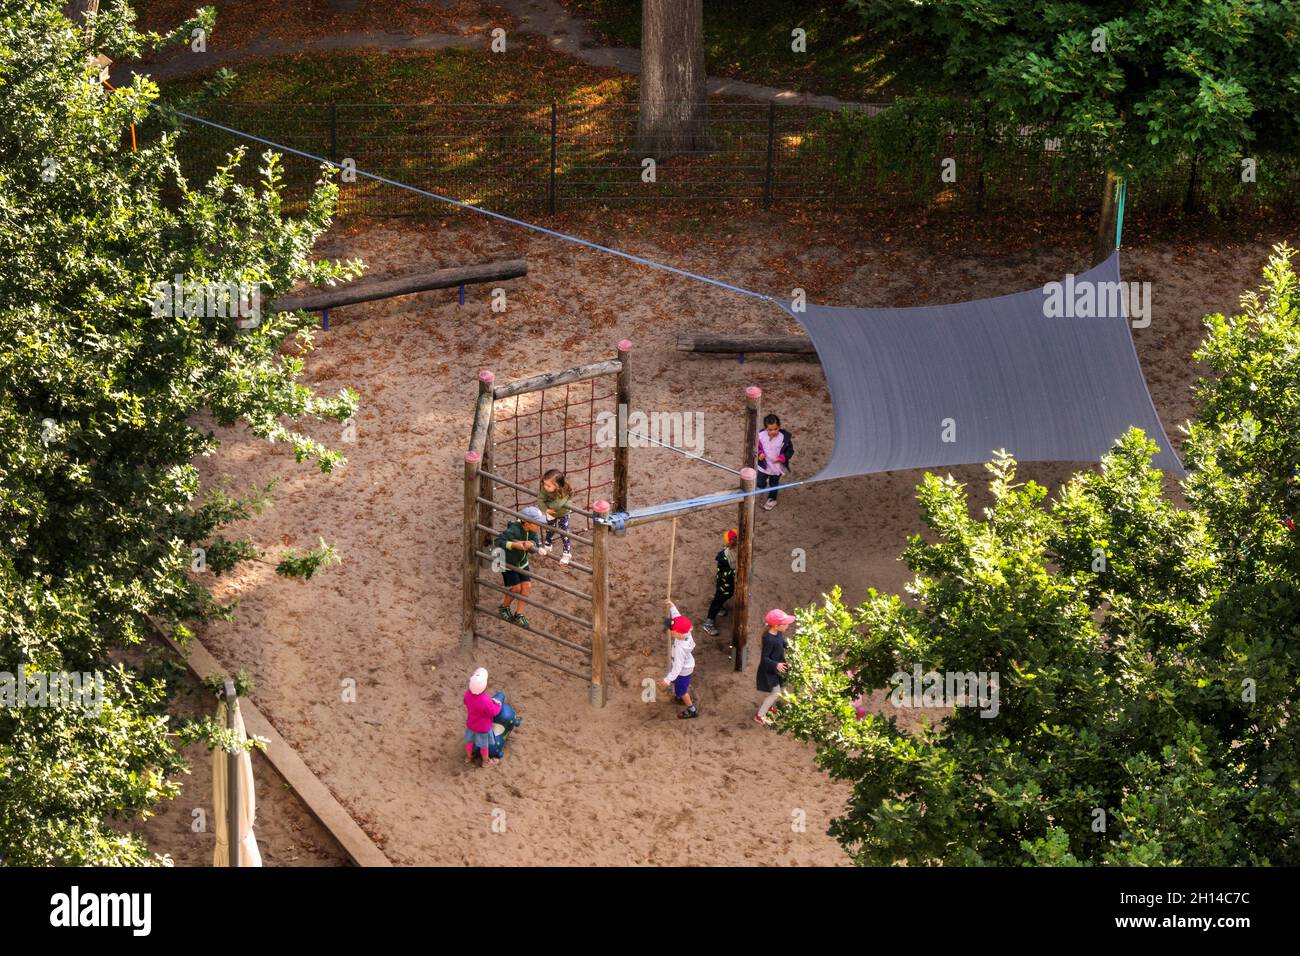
[0,1,359,864]
[781,246,1300,866]
[851,0,1300,261]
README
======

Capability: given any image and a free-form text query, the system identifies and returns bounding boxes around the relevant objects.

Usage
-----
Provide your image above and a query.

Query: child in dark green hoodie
[493,505,545,629]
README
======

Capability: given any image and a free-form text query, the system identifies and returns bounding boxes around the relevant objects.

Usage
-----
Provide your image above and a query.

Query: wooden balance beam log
[271,259,528,313]
[675,334,817,356]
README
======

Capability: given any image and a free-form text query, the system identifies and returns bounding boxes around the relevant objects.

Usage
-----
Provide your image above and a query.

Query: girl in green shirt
[536,469,574,565]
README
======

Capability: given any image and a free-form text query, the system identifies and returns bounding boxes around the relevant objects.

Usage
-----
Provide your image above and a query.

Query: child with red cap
[755,608,795,725]
[661,598,698,719]
[701,529,738,637]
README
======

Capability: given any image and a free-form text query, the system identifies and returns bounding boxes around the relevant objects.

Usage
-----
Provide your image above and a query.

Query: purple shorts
[672,674,692,698]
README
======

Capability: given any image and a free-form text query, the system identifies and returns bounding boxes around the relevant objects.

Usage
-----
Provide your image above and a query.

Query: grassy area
[562,0,947,100]
[164,45,636,105]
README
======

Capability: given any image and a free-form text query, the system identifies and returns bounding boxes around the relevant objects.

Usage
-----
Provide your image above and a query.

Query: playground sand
[189,208,1294,865]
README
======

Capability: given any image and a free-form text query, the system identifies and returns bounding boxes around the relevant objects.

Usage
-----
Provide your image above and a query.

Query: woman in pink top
[464,667,503,767]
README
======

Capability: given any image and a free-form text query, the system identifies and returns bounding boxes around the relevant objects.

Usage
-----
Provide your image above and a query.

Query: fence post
[590,500,610,707]
[549,102,558,216]
[763,102,776,210]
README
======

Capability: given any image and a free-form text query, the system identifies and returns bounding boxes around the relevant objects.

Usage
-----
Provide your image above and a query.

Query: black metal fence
[173,100,1300,223]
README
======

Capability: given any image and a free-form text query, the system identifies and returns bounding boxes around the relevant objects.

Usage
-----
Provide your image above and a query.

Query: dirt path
[128,0,874,110]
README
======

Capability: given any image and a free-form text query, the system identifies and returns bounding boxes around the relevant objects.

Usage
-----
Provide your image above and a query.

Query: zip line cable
[172,111,774,302]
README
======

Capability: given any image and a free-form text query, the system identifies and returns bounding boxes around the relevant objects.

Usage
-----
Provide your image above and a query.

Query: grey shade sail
[775,252,1184,479]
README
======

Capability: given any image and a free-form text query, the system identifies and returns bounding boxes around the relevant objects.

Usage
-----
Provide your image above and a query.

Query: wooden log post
[492,359,623,400]
[590,500,611,707]
[270,260,528,314]
[676,334,816,355]
[734,467,757,672]
[462,451,482,649]
[614,339,632,514]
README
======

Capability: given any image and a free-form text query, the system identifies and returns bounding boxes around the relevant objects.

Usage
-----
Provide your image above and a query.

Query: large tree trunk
[1092,168,1122,266]
[637,0,709,158]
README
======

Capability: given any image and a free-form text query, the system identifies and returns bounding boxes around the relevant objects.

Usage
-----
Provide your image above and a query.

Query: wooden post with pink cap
[462,450,482,649]
[590,499,611,707]
[473,370,497,543]
[463,370,496,649]
[614,339,633,513]
[732,385,761,670]
[734,466,757,671]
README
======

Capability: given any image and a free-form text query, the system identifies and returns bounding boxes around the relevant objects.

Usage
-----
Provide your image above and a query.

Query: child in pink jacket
[464,667,503,767]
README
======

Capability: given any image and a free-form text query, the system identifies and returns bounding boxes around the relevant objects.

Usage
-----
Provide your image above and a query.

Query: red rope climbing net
[492,378,617,530]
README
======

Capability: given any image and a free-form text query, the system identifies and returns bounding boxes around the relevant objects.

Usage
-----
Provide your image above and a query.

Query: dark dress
[756,629,787,692]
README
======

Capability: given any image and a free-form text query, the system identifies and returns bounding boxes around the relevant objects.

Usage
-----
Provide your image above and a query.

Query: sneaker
[498,606,515,621]
[763,498,777,511]
[513,614,531,630]
[536,545,551,557]
[701,620,719,636]
[753,712,768,725]
[559,552,571,565]
[679,706,699,719]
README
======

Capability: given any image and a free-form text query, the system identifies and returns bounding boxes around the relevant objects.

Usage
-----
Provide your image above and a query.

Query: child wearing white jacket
[661,599,698,719]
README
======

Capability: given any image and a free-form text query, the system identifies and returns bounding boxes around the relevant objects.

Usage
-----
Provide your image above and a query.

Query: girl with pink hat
[464,668,503,767]
[755,608,796,725]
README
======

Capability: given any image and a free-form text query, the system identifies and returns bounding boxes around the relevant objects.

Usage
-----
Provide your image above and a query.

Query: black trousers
[757,470,781,500]
[707,587,733,620]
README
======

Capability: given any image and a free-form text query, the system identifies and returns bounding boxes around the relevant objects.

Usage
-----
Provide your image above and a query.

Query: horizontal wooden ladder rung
[476,579,593,629]
[474,550,592,600]
[473,604,593,656]
[478,470,597,519]
[474,497,594,548]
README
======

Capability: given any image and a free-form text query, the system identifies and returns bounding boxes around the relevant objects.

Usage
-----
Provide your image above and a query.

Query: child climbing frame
[462,347,764,707]
[462,342,632,707]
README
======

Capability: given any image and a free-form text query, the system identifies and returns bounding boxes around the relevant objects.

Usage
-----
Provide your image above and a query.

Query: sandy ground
[183,204,1296,866]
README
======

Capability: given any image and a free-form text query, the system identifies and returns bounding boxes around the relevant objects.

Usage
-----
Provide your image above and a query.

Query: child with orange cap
[700,529,738,637]
[661,598,698,719]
